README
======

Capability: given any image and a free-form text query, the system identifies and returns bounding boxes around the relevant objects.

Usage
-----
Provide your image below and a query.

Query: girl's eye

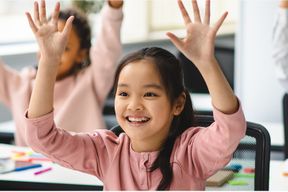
[144,92,157,97]
[118,92,128,97]
[65,47,70,51]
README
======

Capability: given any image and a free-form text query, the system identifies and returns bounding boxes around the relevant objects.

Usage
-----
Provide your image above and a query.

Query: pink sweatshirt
[0,5,123,146]
[25,105,246,190]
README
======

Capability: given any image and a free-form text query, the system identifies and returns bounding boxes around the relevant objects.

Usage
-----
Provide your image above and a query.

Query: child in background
[273,0,288,91]
[0,0,123,146]
[25,0,246,190]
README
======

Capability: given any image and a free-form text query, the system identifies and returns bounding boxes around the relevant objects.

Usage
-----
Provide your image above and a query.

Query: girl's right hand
[167,0,227,71]
[25,0,74,65]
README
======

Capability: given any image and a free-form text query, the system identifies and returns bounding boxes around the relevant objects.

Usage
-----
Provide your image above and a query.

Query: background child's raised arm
[89,0,124,105]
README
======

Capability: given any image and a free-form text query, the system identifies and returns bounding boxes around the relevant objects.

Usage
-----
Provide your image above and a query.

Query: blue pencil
[14,164,42,171]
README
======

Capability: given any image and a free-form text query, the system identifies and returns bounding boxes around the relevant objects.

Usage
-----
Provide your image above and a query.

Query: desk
[190,94,285,148]
[190,93,212,112]
[188,94,285,149]
[207,160,288,191]
[206,159,254,191]
[1,144,287,190]
[269,160,288,190]
[0,144,103,190]
[260,122,284,148]
[0,121,14,134]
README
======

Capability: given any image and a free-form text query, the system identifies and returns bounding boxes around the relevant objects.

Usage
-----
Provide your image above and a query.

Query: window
[0,0,239,52]
[0,0,72,44]
[147,0,239,39]
[0,0,71,54]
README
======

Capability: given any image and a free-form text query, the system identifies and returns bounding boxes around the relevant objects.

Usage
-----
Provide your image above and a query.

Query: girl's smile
[125,115,151,126]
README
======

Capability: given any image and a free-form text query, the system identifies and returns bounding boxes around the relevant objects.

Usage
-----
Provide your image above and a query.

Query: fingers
[33,1,40,25]
[40,0,47,23]
[51,2,60,25]
[33,0,48,26]
[177,0,192,26]
[62,16,74,37]
[26,12,38,34]
[179,0,210,25]
[192,0,201,23]
[204,0,210,25]
[29,0,60,30]
[213,11,228,33]
[166,32,183,51]
[27,0,61,34]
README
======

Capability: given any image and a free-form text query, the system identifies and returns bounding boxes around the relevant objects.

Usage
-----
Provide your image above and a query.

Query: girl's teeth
[128,117,149,122]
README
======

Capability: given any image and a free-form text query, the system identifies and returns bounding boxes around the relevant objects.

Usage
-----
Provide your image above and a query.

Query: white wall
[235,0,283,123]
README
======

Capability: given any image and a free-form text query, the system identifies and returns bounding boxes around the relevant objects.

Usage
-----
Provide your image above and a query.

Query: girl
[25,0,246,190]
[0,0,123,146]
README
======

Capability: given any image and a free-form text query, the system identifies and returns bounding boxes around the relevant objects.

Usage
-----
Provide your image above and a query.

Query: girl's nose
[127,97,143,111]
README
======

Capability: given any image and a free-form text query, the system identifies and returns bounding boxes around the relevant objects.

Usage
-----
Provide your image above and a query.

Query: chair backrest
[194,115,270,190]
[282,93,288,159]
[110,115,271,190]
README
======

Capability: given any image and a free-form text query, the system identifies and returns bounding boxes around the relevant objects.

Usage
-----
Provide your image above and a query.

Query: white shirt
[273,8,288,90]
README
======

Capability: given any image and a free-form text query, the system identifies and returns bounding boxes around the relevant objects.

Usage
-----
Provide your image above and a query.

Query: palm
[182,23,214,63]
[35,23,65,58]
[26,1,73,62]
[167,0,227,68]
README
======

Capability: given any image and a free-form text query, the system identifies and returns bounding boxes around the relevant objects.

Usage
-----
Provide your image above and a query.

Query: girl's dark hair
[58,7,92,75]
[113,47,195,190]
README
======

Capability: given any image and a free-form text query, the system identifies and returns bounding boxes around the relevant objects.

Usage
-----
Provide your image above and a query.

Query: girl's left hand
[167,0,228,70]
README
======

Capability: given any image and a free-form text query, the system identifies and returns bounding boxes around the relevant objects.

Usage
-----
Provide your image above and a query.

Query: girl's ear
[76,49,89,63]
[173,92,186,116]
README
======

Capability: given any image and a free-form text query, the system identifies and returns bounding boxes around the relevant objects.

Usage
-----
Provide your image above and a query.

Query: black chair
[110,115,271,190]
[104,114,118,129]
[282,93,288,159]
[0,132,14,144]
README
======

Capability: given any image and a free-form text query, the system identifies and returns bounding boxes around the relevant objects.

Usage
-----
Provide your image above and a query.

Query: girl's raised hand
[167,0,227,70]
[25,0,74,64]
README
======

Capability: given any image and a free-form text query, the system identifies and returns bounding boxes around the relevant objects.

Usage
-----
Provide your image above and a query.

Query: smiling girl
[25,0,246,190]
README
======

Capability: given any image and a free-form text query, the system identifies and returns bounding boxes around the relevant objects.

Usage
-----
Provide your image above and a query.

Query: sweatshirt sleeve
[89,4,123,106]
[0,60,22,107]
[272,8,288,81]
[24,110,119,180]
[175,101,246,179]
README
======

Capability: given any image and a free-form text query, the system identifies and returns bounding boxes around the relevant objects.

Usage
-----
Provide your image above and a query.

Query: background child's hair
[58,7,92,73]
[113,47,195,190]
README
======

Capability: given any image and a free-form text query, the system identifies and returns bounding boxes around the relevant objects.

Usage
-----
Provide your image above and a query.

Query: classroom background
[0,0,284,156]
[0,0,287,190]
